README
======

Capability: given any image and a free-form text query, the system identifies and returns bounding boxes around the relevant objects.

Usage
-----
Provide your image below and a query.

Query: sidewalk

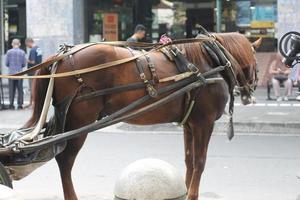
[0,87,300,135]
[114,87,300,135]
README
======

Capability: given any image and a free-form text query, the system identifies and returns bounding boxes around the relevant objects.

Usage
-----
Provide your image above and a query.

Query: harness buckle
[225,61,231,68]
[197,73,207,85]
[149,63,155,68]
[146,84,158,98]
[187,63,200,74]
[140,73,146,80]
[77,77,84,83]
[170,47,182,57]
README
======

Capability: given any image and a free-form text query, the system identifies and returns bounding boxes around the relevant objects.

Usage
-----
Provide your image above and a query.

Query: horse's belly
[119,97,185,125]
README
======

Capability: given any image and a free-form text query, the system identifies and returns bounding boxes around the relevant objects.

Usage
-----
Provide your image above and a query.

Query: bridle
[218,40,258,96]
[233,44,259,98]
[236,65,258,94]
[195,24,258,98]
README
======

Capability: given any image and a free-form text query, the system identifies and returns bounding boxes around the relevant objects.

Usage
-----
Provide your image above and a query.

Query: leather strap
[142,49,159,84]
[0,37,215,79]
[127,47,158,98]
[13,43,97,76]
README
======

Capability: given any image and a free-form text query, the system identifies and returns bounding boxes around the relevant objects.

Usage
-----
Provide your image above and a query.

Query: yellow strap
[179,100,195,126]
[159,72,194,83]
[0,49,158,79]
[0,37,215,79]
[12,43,97,76]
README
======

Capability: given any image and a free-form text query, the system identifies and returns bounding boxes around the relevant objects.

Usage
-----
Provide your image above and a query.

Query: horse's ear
[252,37,262,50]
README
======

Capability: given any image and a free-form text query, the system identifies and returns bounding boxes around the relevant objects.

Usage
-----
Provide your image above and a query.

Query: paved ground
[0,87,300,199]
[7,133,300,200]
[1,87,300,134]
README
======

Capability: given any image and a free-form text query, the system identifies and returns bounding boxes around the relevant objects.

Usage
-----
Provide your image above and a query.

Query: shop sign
[253,5,277,22]
[236,1,251,26]
[103,13,118,41]
[251,21,275,28]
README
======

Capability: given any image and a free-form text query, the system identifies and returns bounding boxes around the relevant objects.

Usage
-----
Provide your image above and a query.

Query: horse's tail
[23,68,50,128]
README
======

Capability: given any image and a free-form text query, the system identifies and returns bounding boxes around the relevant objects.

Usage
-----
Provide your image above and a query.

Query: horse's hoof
[186,194,198,200]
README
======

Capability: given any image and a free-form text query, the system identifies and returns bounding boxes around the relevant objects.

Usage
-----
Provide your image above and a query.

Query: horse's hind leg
[184,124,194,188]
[55,100,103,200]
[186,117,214,200]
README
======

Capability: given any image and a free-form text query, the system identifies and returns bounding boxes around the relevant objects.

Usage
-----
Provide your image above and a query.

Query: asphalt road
[0,87,300,200]
[6,132,300,200]
[2,87,300,135]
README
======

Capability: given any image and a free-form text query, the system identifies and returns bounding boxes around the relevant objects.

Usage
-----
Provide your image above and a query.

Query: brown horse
[24,33,261,200]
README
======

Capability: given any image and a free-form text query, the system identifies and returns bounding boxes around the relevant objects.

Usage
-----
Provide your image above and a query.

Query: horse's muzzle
[241,95,256,105]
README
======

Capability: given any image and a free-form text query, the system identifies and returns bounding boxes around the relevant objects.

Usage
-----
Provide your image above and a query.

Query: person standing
[5,39,26,109]
[127,24,146,42]
[25,38,43,107]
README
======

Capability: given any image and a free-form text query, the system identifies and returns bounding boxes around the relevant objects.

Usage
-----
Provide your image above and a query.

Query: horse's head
[215,33,261,105]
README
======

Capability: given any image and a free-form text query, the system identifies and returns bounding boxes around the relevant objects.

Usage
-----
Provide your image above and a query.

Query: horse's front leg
[55,98,103,200]
[186,117,214,200]
[56,134,88,200]
[184,124,194,188]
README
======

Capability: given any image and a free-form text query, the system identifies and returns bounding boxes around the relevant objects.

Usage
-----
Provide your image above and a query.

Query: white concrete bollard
[0,185,21,200]
[114,158,187,200]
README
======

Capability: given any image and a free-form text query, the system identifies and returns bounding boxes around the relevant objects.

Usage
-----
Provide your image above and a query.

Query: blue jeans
[9,79,23,106]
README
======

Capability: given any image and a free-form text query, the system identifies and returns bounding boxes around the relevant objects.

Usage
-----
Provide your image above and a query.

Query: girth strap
[127,48,158,98]
[141,50,159,83]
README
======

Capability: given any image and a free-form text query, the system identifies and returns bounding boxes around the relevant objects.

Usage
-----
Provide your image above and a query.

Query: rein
[0,34,256,150]
[4,75,225,154]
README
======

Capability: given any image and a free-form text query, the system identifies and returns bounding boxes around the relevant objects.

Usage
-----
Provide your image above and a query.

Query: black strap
[127,48,158,98]
[142,50,159,83]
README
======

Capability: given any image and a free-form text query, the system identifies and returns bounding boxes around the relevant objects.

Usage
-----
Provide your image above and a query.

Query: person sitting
[290,63,300,100]
[269,53,292,101]
[127,24,146,43]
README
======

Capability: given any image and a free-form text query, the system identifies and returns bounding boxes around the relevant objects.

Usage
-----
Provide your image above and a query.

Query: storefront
[0,0,279,57]
[222,0,277,51]
[85,0,158,42]
[168,0,277,51]
[85,0,133,42]
[166,1,215,39]
[0,0,3,66]
[1,0,26,52]
[0,0,26,76]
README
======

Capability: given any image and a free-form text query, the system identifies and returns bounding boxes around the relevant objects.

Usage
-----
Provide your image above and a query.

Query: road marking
[279,103,291,107]
[2,100,300,108]
[233,102,300,107]
[267,112,289,116]
[255,103,266,107]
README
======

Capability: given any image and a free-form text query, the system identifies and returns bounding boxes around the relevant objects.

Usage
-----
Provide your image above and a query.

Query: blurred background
[0,0,297,87]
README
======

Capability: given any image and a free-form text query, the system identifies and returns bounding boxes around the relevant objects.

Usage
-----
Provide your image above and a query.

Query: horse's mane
[179,32,256,70]
[215,32,256,68]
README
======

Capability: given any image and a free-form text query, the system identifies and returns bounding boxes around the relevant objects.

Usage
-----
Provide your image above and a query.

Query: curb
[1,122,300,136]
[117,122,300,135]
[214,121,300,135]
